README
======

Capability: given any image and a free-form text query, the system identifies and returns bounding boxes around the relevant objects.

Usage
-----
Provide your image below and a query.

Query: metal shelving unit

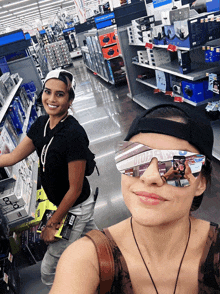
[0,79,23,123]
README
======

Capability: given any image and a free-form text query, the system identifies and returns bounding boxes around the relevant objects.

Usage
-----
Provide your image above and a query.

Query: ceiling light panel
[9,3,38,11]
[3,0,30,8]
[13,7,38,14]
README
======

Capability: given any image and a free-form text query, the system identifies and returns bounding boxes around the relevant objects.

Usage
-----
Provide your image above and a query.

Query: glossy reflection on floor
[19,58,220,293]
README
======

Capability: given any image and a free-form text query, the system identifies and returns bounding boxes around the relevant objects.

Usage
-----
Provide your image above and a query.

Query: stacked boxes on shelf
[100,32,120,60]
[45,41,72,69]
[127,15,155,45]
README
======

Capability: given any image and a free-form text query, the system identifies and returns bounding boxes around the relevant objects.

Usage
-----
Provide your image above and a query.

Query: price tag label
[167,44,178,52]
[174,96,184,102]
[154,89,161,93]
[165,91,173,96]
[93,72,97,76]
[145,43,154,49]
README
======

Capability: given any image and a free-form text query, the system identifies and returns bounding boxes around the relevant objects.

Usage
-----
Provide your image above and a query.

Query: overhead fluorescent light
[0,11,8,15]
[3,0,30,8]
[40,0,63,7]
[14,7,38,14]
[9,3,37,11]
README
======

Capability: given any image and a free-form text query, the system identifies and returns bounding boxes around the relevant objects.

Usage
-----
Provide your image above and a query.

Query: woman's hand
[40,223,61,244]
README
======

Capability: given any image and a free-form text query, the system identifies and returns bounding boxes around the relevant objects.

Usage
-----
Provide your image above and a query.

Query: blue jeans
[41,193,97,288]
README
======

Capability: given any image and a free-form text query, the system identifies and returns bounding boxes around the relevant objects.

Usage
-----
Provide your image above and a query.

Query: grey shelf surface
[102,42,117,48]
[0,78,23,123]
[85,64,112,84]
[136,77,157,89]
[133,60,220,81]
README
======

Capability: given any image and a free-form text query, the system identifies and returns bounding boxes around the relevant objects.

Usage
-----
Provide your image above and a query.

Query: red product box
[113,29,122,55]
[102,44,119,59]
[99,33,113,47]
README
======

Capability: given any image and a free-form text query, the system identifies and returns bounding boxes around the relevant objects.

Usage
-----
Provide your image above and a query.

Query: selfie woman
[0,69,97,288]
[49,103,219,293]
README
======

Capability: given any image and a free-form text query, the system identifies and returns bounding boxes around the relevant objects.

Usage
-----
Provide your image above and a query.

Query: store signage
[145,43,154,49]
[63,27,75,33]
[0,30,25,46]
[153,0,172,8]
[94,12,115,24]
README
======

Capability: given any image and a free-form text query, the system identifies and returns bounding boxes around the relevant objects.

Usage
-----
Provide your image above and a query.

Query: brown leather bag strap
[86,230,114,294]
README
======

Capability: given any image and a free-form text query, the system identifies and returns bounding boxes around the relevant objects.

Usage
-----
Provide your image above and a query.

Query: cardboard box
[102,44,119,59]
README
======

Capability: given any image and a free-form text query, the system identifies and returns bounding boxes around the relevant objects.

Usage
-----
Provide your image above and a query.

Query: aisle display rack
[113,2,220,159]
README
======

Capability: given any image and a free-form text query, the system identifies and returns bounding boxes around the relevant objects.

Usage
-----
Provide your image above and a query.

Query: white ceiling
[0,0,78,33]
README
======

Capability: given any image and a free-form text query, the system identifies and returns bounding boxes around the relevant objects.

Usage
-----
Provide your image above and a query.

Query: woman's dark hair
[145,106,212,212]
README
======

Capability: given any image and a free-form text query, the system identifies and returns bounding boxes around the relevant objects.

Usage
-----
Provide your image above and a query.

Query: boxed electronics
[127,26,134,44]
[161,7,190,26]
[171,75,184,96]
[146,48,171,66]
[137,50,149,64]
[1,115,19,147]
[131,15,155,32]
[182,80,213,103]
[0,73,15,94]
[208,73,220,94]
[205,12,220,41]
[206,0,220,12]
[155,70,171,91]
[10,73,20,85]
[172,13,208,48]
[164,25,176,43]
[152,25,166,45]
[142,30,153,43]
[99,33,113,47]
[8,100,25,135]
[102,44,119,59]
[0,79,8,99]
[177,50,191,74]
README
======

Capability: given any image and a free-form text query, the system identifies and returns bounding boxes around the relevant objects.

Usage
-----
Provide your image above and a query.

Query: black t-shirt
[27,115,94,207]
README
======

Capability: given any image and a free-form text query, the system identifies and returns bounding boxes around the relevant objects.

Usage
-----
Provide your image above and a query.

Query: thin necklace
[130,217,191,294]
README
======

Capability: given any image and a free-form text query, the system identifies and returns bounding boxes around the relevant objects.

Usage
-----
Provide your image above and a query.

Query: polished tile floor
[19,58,220,293]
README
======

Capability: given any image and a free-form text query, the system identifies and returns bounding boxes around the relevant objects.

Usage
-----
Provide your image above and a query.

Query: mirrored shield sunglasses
[115,141,206,187]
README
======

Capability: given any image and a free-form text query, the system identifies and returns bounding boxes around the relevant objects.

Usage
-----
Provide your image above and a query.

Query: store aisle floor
[19,58,220,293]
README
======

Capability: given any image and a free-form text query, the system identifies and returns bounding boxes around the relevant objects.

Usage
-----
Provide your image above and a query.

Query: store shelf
[0,78,23,123]
[133,61,156,70]
[136,77,157,89]
[104,54,122,61]
[85,64,112,84]
[8,157,38,228]
[102,42,117,48]
[133,60,220,81]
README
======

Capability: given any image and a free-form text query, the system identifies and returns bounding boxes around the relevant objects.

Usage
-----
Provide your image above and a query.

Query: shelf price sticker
[145,43,154,49]
[165,91,173,96]
[167,44,178,52]
[174,96,184,102]
[154,89,161,93]
[8,252,13,263]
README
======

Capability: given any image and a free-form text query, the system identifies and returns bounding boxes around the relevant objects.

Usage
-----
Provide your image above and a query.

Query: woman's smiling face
[121,132,207,227]
[42,78,72,118]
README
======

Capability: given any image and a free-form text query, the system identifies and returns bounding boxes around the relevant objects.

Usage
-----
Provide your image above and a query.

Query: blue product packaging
[26,90,33,102]
[8,101,24,135]
[206,0,220,12]
[182,80,213,103]
[205,12,220,41]
[155,70,171,91]
[14,97,26,120]
[172,15,207,48]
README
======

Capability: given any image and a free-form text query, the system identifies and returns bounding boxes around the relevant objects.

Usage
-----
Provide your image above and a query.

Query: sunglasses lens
[115,142,205,187]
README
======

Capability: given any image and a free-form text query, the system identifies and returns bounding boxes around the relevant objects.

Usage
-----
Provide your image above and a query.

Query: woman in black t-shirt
[0,69,98,288]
